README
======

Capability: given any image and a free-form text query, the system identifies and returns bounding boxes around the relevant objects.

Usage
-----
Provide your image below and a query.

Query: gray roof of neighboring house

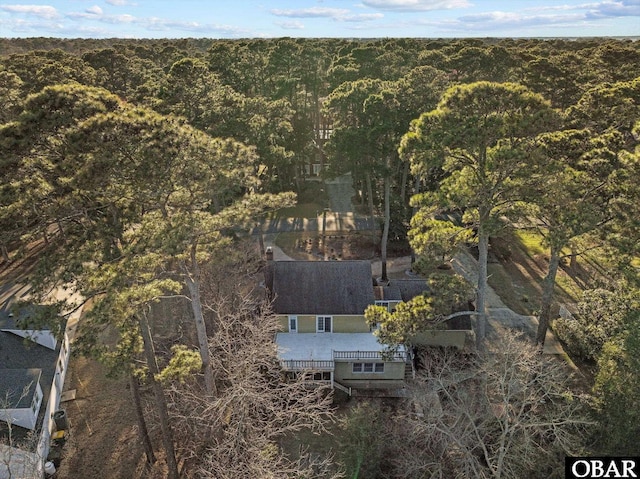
[0,304,53,331]
[0,295,59,439]
[0,369,41,409]
[269,260,375,315]
[394,280,430,302]
[376,279,429,303]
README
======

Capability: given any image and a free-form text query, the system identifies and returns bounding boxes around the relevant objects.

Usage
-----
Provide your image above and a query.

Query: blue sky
[1,0,639,39]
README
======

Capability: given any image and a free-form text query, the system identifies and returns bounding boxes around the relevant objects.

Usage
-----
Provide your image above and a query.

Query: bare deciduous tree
[386,332,592,479]
[1,386,43,479]
[164,247,340,479]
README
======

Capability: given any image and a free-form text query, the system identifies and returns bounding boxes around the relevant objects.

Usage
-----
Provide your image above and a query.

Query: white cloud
[100,14,136,24]
[444,10,590,32]
[270,6,383,23]
[355,1,639,34]
[145,17,249,36]
[342,13,385,22]
[525,1,640,18]
[276,20,305,30]
[0,4,59,19]
[67,8,137,24]
[270,7,350,18]
[106,0,129,5]
[86,5,103,15]
[587,0,640,18]
[360,0,471,12]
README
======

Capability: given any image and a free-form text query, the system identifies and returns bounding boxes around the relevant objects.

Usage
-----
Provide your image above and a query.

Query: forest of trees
[1,37,639,477]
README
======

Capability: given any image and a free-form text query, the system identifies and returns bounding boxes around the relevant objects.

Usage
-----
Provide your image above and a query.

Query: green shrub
[555,288,628,361]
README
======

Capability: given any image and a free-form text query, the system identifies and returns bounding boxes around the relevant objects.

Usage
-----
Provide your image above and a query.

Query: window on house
[31,389,41,413]
[352,362,385,373]
[375,300,397,313]
[316,316,332,333]
[312,371,332,381]
[289,316,298,333]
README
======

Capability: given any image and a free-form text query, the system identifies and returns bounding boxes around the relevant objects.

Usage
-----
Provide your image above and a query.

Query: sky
[0,0,639,39]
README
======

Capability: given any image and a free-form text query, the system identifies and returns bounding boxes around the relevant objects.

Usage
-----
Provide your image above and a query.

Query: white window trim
[289,315,298,333]
[352,362,385,373]
[375,300,397,313]
[316,315,332,333]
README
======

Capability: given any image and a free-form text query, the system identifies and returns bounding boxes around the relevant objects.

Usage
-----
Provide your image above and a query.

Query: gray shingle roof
[1,292,59,439]
[393,279,430,302]
[0,305,53,331]
[270,260,375,315]
[0,369,41,409]
[375,280,430,302]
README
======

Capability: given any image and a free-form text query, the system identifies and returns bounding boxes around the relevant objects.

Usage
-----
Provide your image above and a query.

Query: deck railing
[280,352,407,371]
[333,350,406,361]
[280,360,335,371]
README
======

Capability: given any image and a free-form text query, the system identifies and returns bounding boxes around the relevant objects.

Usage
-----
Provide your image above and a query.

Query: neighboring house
[0,292,72,479]
[265,259,411,396]
[304,113,332,179]
[375,279,474,350]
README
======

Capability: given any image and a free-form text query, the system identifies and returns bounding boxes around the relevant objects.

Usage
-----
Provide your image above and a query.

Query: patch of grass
[554,272,584,302]
[513,229,547,257]
[487,262,539,315]
[269,202,325,219]
[274,232,320,260]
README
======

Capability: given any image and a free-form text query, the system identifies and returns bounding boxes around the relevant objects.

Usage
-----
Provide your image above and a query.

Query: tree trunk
[1,243,10,263]
[365,170,376,250]
[381,175,390,283]
[400,160,409,205]
[569,243,578,270]
[536,244,561,346]
[476,227,489,349]
[138,312,179,479]
[294,168,302,193]
[130,374,156,465]
[257,228,265,257]
[182,245,216,395]
[57,220,66,240]
[410,177,420,267]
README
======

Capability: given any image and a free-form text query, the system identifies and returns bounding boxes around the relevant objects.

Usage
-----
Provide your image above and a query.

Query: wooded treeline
[1,37,639,477]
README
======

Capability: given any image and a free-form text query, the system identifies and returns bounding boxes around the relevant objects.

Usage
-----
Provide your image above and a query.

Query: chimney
[264,247,275,297]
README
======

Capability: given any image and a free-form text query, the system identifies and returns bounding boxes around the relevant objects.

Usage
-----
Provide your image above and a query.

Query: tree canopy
[2,36,639,476]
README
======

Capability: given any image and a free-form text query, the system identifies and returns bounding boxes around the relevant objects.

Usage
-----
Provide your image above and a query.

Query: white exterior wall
[0,330,73,479]
[36,331,71,475]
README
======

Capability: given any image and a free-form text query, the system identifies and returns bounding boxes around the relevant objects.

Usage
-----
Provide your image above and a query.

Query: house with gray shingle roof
[266,260,411,395]
[1,295,72,479]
